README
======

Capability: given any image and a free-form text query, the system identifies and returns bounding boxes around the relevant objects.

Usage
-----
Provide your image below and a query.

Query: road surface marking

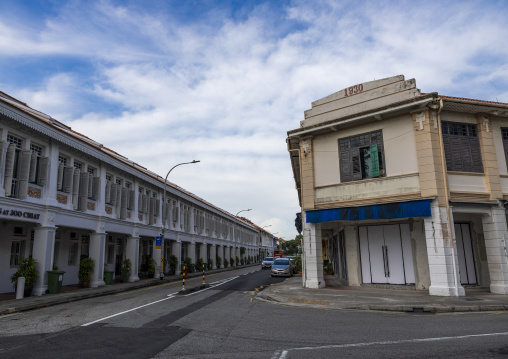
[274,331,508,358]
[81,292,179,327]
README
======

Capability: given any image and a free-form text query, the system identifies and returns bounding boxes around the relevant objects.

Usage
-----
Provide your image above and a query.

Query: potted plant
[324,262,334,275]
[121,258,131,283]
[295,255,302,276]
[207,261,213,270]
[47,263,65,294]
[11,257,39,297]
[184,257,195,273]
[147,257,156,278]
[196,257,204,272]
[231,257,235,267]
[167,254,178,275]
[78,257,95,288]
[104,263,114,285]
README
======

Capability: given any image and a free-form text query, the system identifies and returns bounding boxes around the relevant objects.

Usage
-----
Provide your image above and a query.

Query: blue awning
[306,199,431,224]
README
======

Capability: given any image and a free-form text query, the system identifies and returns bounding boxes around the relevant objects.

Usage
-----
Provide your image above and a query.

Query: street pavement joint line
[184,276,239,296]
[81,293,179,327]
[274,331,508,358]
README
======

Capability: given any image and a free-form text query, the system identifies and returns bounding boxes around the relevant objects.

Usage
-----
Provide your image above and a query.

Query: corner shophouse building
[0,91,261,296]
[287,75,508,296]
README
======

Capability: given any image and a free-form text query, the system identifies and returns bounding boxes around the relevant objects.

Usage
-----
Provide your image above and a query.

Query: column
[482,207,508,294]
[188,242,196,265]
[210,244,217,269]
[302,216,325,289]
[199,242,207,263]
[425,200,464,296]
[224,246,231,266]
[89,232,106,287]
[172,240,182,275]
[217,244,224,268]
[126,236,140,282]
[32,225,57,296]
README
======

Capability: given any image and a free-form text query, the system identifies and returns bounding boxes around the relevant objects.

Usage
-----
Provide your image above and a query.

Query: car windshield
[264,257,274,261]
[274,260,289,265]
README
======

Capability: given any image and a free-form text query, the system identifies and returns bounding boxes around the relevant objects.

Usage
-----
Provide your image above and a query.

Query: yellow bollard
[183,265,186,290]
[202,264,205,284]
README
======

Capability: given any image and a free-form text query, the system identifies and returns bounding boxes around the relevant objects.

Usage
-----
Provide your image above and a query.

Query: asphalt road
[1,267,507,358]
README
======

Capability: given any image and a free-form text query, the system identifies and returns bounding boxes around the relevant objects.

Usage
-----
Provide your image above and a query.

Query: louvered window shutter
[339,138,351,183]
[72,169,81,209]
[78,172,89,211]
[57,163,64,190]
[105,182,111,203]
[142,194,148,214]
[148,197,155,224]
[156,199,160,217]
[29,151,38,183]
[3,144,15,196]
[63,166,74,193]
[17,150,32,199]
[87,175,93,198]
[165,203,171,221]
[92,177,100,200]
[351,147,362,181]
[469,136,483,173]
[138,192,142,213]
[0,141,4,177]
[128,190,135,210]
[120,188,128,219]
[173,206,179,222]
[110,184,118,206]
[38,157,49,186]
[116,186,122,210]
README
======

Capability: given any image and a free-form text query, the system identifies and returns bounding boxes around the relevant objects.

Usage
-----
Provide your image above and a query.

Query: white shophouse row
[0,90,276,296]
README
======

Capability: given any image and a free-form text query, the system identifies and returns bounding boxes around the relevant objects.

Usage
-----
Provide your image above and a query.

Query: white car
[262,257,275,269]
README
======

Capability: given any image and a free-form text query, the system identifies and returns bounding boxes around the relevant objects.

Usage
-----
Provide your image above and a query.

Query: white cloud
[1,0,508,240]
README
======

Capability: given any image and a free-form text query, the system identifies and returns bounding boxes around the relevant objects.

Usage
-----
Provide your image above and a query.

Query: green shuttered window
[338,130,385,183]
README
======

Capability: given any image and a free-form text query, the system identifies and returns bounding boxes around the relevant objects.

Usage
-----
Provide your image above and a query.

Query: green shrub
[11,257,39,289]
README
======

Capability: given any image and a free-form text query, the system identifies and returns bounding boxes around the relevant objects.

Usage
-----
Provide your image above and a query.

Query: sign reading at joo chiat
[0,207,40,220]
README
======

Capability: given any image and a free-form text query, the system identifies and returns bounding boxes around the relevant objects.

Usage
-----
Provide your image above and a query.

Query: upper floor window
[338,130,385,183]
[74,162,82,171]
[502,128,508,170]
[442,121,483,173]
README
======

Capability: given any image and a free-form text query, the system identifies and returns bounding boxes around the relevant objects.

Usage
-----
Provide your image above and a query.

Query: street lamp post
[160,160,200,279]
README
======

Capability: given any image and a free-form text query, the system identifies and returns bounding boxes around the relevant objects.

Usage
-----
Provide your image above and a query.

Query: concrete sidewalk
[255,275,508,313]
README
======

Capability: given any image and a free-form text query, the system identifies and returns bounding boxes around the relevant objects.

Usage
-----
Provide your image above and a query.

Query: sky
[1,0,507,241]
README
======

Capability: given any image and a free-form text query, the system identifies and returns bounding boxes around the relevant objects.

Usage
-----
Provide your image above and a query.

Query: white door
[359,224,414,285]
[367,226,388,283]
[455,223,477,284]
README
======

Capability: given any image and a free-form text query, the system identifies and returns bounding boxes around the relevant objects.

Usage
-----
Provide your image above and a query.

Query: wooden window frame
[338,130,385,183]
[442,121,483,173]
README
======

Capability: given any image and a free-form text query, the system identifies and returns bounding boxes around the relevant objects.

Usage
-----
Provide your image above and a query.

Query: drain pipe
[436,98,460,296]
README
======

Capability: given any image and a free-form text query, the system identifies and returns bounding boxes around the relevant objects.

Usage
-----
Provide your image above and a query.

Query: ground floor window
[10,240,26,267]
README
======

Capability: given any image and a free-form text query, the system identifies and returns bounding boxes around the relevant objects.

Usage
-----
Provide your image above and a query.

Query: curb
[0,263,259,316]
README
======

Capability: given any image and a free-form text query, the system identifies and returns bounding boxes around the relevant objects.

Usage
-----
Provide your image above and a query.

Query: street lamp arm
[235,209,251,217]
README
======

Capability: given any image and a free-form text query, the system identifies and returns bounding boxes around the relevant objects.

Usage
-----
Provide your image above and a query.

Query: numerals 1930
[344,84,364,97]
